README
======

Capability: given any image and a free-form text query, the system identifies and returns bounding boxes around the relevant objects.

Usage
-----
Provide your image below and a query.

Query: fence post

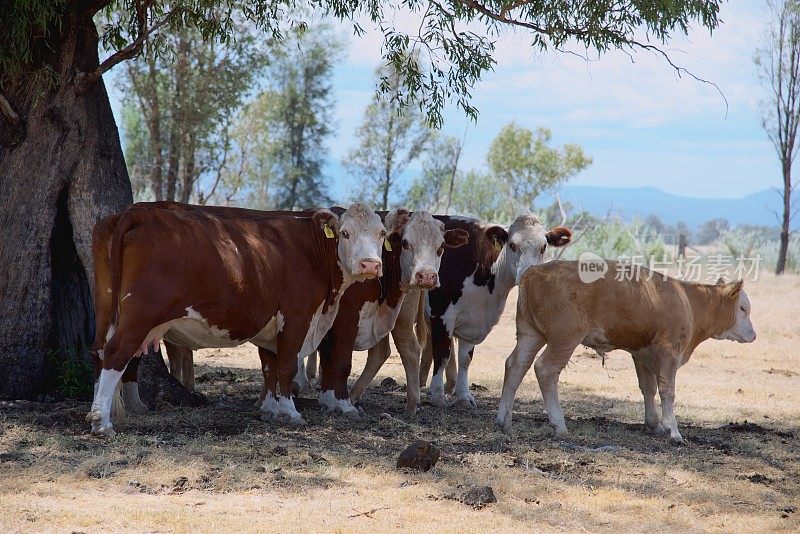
[678,234,687,258]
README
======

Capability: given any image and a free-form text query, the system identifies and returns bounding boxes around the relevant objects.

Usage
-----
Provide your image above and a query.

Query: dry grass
[1,273,799,533]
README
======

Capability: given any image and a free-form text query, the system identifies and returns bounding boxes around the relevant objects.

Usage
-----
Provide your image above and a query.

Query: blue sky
[108,2,779,202]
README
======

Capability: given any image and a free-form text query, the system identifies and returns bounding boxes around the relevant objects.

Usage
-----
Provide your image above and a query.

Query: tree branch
[0,91,26,148]
[74,8,180,93]
[449,0,728,114]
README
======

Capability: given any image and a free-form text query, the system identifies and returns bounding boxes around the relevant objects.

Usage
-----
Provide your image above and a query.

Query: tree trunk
[0,15,131,399]
[776,163,791,275]
[0,10,196,403]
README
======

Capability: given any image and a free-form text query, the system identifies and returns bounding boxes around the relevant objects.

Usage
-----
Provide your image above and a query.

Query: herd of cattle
[87,202,756,444]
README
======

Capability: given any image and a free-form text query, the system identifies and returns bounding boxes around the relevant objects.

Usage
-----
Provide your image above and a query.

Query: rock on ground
[396,439,440,472]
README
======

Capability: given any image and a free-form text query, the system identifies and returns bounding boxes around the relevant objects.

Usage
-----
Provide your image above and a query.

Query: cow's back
[114,206,337,343]
[519,260,692,351]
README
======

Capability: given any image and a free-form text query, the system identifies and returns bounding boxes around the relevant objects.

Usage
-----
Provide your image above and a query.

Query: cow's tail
[106,210,141,423]
[111,382,125,421]
[414,289,427,348]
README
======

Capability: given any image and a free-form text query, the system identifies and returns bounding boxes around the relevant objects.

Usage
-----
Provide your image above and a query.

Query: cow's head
[314,203,385,280]
[386,209,469,289]
[492,214,572,284]
[713,280,756,343]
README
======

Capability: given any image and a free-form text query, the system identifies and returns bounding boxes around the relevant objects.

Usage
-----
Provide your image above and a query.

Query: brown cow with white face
[496,260,757,443]
[88,202,385,435]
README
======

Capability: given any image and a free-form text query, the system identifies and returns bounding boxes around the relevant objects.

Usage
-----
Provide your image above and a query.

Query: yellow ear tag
[323,225,335,239]
[494,240,502,252]
[384,239,393,252]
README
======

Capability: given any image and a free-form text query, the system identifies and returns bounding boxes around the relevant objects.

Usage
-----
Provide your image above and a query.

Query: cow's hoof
[669,433,685,445]
[429,394,451,409]
[404,404,418,415]
[284,415,307,427]
[453,395,478,409]
[551,424,568,437]
[647,422,669,435]
[127,401,150,414]
[260,412,280,423]
[343,409,361,420]
[91,424,116,437]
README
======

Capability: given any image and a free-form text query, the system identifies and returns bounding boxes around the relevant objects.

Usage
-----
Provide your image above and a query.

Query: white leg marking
[87,369,124,436]
[277,396,306,426]
[453,341,477,408]
[429,366,450,408]
[319,390,359,417]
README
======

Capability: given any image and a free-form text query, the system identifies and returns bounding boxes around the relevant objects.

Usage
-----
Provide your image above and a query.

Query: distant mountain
[539,186,783,228]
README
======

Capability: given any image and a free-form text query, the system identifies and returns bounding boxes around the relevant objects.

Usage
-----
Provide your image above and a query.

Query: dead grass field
[1,273,799,533]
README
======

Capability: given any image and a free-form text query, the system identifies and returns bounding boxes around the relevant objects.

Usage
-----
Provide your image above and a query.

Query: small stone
[460,485,497,509]
[397,439,440,472]
[271,445,288,456]
[381,377,399,389]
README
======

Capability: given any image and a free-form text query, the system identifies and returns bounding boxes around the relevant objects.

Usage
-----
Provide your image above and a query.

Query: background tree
[0,0,723,399]
[345,64,431,210]
[755,0,800,274]
[405,134,464,213]
[261,27,342,210]
[121,24,268,203]
[487,123,592,219]
[695,217,730,245]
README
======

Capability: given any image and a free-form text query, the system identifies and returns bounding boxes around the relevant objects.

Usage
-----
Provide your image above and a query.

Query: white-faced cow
[265,210,469,418]
[496,261,756,443]
[349,214,572,412]
[88,202,385,435]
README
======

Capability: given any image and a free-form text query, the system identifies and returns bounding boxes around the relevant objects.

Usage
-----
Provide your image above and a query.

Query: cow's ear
[716,277,726,285]
[724,280,744,298]
[546,226,572,247]
[484,225,509,246]
[313,209,339,232]
[385,208,411,237]
[443,228,469,248]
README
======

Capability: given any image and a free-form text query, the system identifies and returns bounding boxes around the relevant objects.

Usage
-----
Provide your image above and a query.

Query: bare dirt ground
[1,274,799,533]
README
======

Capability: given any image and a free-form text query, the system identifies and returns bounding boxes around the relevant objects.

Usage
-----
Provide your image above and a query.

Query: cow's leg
[444,342,457,395]
[428,317,454,409]
[655,355,683,444]
[306,351,318,381]
[496,328,546,432]
[349,336,391,404]
[181,347,195,390]
[88,329,148,436]
[120,357,149,414]
[632,353,665,434]
[533,338,579,436]
[165,340,184,384]
[419,328,433,388]
[453,340,477,408]
[258,347,280,419]
[274,330,307,426]
[392,330,422,414]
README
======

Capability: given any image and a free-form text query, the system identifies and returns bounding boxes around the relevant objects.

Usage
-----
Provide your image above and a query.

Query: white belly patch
[353,298,404,351]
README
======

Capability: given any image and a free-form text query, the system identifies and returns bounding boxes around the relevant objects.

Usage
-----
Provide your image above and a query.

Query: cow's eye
[437,244,445,256]
[509,242,518,253]
[341,230,350,239]
[740,306,747,313]
[540,244,547,255]
[402,240,410,250]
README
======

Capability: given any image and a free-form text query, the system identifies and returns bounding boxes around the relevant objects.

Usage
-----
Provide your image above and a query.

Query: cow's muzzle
[358,259,382,278]
[414,270,438,289]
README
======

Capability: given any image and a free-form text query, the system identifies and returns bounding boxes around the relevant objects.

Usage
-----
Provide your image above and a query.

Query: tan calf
[496,260,756,443]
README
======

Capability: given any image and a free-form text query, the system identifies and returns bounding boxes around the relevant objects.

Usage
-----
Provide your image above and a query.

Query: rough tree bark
[0,4,195,402]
